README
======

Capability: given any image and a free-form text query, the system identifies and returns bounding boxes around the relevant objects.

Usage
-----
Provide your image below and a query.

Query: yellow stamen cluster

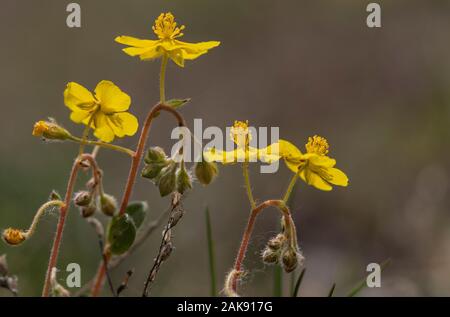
[152,12,185,40]
[230,120,252,147]
[305,135,329,156]
[2,228,27,246]
[32,120,49,137]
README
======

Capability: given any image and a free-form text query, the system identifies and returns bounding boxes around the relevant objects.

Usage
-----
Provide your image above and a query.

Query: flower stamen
[152,13,185,40]
[305,135,329,156]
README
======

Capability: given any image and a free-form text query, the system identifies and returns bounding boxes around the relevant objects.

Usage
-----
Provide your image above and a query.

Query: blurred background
[1,0,450,296]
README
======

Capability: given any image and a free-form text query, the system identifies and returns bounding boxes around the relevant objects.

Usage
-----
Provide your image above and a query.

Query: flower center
[305,135,329,155]
[152,12,185,40]
[230,120,252,148]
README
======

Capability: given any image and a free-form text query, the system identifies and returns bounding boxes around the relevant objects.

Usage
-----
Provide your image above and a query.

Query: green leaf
[292,268,306,297]
[205,207,217,297]
[327,283,336,297]
[125,201,148,229]
[166,98,191,109]
[107,214,136,255]
[347,259,391,297]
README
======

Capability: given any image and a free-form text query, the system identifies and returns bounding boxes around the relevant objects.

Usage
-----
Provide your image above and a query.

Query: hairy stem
[231,200,293,294]
[90,103,185,296]
[42,153,99,297]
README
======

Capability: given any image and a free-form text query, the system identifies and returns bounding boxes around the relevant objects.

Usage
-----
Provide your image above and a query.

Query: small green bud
[80,204,97,218]
[141,161,168,180]
[74,191,92,207]
[49,190,62,201]
[281,247,299,273]
[195,159,218,185]
[157,163,177,197]
[144,147,167,164]
[262,247,279,264]
[176,164,192,194]
[100,194,117,217]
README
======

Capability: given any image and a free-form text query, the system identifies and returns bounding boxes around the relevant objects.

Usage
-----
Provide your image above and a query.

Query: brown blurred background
[1,0,450,296]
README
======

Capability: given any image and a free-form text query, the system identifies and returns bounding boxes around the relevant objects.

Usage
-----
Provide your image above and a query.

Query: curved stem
[282,173,299,203]
[231,200,292,294]
[160,54,169,103]
[26,200,65,239]
[90,102,185,297]
[69,136,135,156]
[42,153,99,297]
[242,162,256,209]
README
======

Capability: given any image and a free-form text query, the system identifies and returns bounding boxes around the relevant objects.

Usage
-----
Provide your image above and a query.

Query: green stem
[282,173,299,203]
[69,136,135,156]
[78,114,96,156]
[160,54,169,103]
[242,162,256,209]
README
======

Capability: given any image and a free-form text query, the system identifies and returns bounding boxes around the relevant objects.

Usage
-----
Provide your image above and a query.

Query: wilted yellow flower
[204,121,278,164]
[2,228,26,246]
[277,136,349,191]
[64,80,138,143]
[32,120,71,140]
[115,12,220,67]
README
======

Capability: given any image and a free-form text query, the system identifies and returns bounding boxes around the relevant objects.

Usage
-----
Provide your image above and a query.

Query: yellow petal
[299,168,333,191]
[326,167,349,186]
[174,40,221,54]
[107,112,139,137]
[94,80,131,113]
[115,36,158,48]
[64,82,95,111]
[168,49,185,67]
[308,154,336,168]
[70,110,91,124]
[278,139,303,158]
[92,112,114,142]
[139,47,164,60]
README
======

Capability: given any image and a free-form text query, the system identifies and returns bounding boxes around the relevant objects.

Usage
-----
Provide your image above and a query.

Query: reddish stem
[231,200,292,293]
[90,103,185,297]
[42,154,99,297]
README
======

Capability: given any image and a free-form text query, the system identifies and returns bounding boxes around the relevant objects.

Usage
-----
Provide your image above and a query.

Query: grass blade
[347,258,391,297]
[327,283,336,297]
[292,268,306,297]
[205,207,217,297]
[273,266,282,297]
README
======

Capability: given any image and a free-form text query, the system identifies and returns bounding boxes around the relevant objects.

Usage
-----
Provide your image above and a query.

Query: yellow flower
[278,135,349,191]
[115,12,220,67]
[204,120,278,164]
[64,80,138,143]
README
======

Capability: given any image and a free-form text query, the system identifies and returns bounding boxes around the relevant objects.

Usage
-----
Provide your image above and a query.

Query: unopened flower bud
[176,164,192,194]
[32,120,71,141]
[74,191,92,207]
[267,233,286,251]
[262,247,279,264]
[157,163,177,197]
[49,190,62,201]
[195,159,218,185]
[141,162,168,180]
[144,147,167,164]
[100,194,117,216]
[281,247,299,273]
[80,204,97,218]
[2,228,27,246]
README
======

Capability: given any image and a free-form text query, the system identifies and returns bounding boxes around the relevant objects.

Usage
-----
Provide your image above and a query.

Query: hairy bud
[176,164,192,194]
[74,191,92,207]
[157,163,177,197]
[261,247,279,264]
[281,247,299,273]
[100,194,117,217]
[267,233,286,251]
[80,204,97,218]
[32,120,71,141]
[194,159,218,185]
